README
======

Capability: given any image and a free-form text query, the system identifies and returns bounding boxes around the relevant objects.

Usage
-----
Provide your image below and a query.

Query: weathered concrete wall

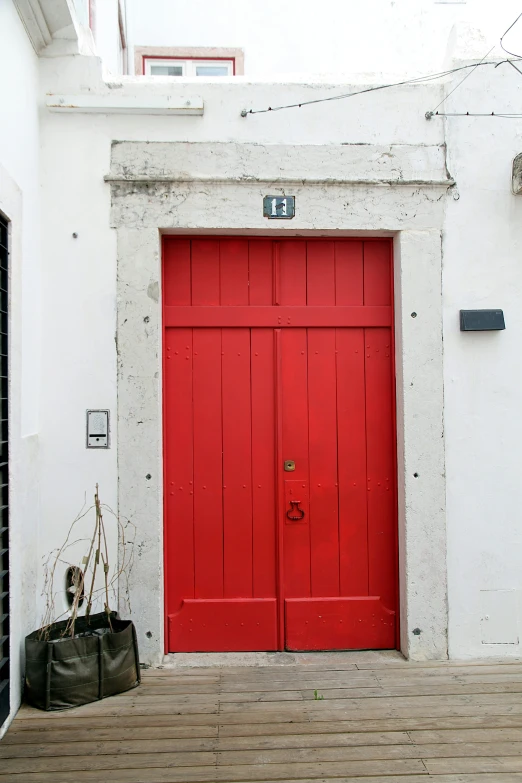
[109,141,449,184]
[394,229,447,660]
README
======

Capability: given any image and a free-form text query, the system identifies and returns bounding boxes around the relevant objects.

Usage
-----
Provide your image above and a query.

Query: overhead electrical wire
[426,9,522,119]
[427,46,495,115]
[507,58,522,77]
[500,10,522,59]
[430,111,522,118]
[240,10,522,120]
[240,59,521,117]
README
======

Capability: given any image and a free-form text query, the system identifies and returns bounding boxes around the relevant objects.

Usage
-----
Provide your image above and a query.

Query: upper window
[134,47,244,77]
[145,58,234,77]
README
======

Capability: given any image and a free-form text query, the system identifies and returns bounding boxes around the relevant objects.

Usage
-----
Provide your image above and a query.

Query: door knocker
[286,500,305,521]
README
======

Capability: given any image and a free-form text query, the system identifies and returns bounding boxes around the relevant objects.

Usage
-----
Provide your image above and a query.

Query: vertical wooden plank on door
[364,241,396,615]
[251,329,276,599]
[334,240,364,307]
[163,238,191,306]
[163,239,194,617]
[191,239,220,305]
[192,239,223,599]
[334,241,369,597]
[307,240,335,304]
[220,239,253,597]
[280,240,307,305]
[165,329,194,612]
[307,242,339,597]
[274,328,285,648]
[280,241,310,599]
[220,239,249,305]
[364,240,391,307]
[249,240,273,306]
[250,240,277,601]
[336,328,368,596]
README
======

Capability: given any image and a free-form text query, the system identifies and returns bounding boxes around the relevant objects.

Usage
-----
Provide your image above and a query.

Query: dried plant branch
[38,501,95,640]
[85,485,102,620]
[38,486,135,641]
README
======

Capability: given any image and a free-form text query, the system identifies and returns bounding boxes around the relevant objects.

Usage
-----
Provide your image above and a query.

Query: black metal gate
[0,215,8,727]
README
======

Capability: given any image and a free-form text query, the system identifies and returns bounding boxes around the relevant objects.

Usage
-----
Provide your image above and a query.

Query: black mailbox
[460,309,505,331]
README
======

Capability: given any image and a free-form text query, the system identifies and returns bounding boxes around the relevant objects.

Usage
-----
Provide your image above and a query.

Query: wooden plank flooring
[4,654,522,781]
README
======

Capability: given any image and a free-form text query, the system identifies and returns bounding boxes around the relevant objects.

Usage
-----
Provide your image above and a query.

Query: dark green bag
[25,611,140,711]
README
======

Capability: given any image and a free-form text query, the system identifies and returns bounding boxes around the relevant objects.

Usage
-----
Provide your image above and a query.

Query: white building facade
[2,0,522,733]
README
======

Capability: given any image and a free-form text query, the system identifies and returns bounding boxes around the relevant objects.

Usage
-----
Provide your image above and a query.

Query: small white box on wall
[481,590,519,645]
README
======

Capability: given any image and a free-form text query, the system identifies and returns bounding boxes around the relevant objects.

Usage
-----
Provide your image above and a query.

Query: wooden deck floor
[4,652,522,781]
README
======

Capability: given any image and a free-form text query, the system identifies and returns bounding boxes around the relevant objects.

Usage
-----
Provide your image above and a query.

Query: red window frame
[142,56,236,76]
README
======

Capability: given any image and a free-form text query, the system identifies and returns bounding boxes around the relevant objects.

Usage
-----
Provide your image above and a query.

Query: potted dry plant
[24,486,140,711]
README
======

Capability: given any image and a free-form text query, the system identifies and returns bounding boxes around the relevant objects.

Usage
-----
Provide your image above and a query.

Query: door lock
[284,460,295,472]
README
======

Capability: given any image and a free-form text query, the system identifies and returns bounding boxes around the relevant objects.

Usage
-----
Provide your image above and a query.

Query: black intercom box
[460,310,505,331]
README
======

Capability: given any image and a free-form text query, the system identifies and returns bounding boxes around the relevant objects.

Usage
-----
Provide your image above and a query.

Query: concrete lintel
[105,175,454,187]
[110,141,450,186]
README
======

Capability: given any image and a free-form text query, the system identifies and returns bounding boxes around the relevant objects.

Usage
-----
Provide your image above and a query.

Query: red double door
[163,237,397,652]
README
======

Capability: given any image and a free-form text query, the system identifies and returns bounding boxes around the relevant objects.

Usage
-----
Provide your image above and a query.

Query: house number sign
[263,195,295,219]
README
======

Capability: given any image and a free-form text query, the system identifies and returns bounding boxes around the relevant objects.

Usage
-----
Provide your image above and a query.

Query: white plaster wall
[1,3,41,437]
[94,0,123,75]
[37,61,120,630]
[442,62,522,657]
[2,0,522,746]
[0,1,41,733]
[38,54,448,662]
[37,32,522,661]
[127,0,522,78]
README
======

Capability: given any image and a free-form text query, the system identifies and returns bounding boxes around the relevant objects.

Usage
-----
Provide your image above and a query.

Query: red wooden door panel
[164,238,277,652]
[281,240,396,650]
[163,237,397,652]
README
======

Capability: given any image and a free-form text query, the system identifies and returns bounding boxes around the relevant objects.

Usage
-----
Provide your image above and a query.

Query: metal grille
[0,214,8,727]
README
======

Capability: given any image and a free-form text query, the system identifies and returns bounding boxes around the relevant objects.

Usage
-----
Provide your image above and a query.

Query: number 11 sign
[263,196,295,219]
